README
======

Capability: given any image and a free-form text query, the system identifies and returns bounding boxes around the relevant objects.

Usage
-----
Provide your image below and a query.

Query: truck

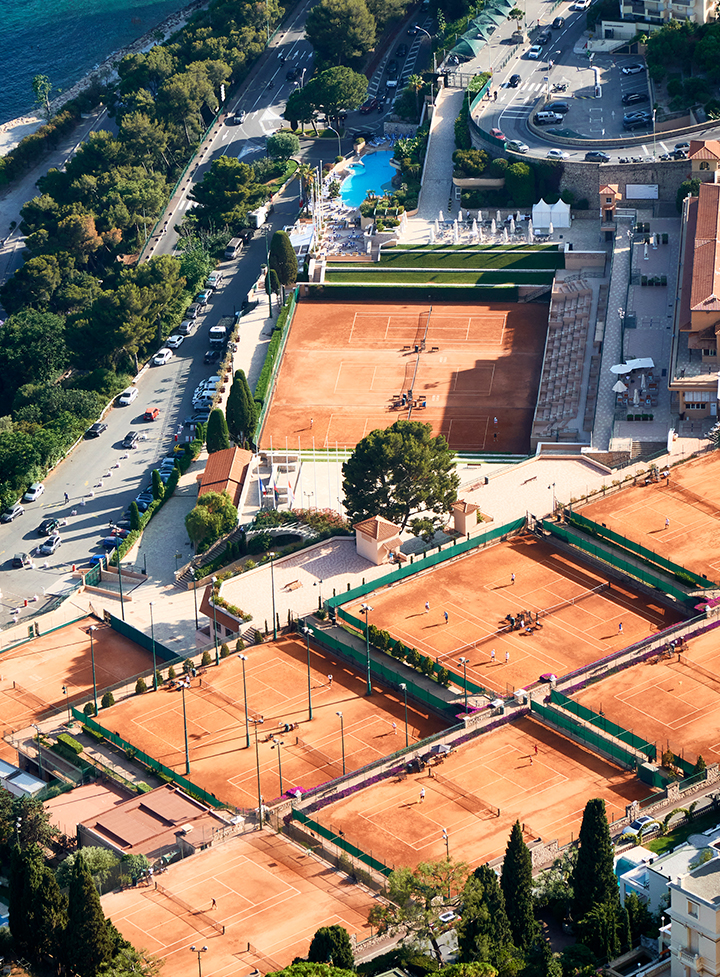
[225,237,242,259]
[208,315,235,349]
[248,203,271,228]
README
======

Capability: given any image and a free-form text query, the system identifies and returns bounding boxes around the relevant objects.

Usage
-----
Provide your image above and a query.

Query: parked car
[570,0,590,8]
[118,386,139,406]
[552,15,565,27]
[1,502,25,523]
[153,348,173,366]
[675,141,690,151]
[23,482,45,502]
[101,536,122,551]
[395,43,408,57]
[546,101,570,113]
[135,493,154,512]
[535,111,564,125]
[547,148,568,159]
[122,431,141,449]
[489,127,506,140]
[622,816,660,838]
[196,290,212,306]
[622,91,649,105]
[527,45,543,59]
[207,271,223,288]
[39,534,62,556]
[585,150,611,162]
[37,517,60,536]
[621,63,646,75]
[85,422,108,438]
[144,407,160,421]
[165,334,184,349]
[507,139,529,153]
[12,553,31,568]
[508,73,521,87]
[387,60,399,77]
[359,97,380,114]
[203,349,222,364]
[624,118,651,130]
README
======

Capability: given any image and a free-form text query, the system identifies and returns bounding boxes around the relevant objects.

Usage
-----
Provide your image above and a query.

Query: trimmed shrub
[201,649,212,666]
[135,677,147,695]
[83,702,97,717]
[101,691,115,709]
[220,642,230,658]
[57,733,83,754]
[254,630,264,644]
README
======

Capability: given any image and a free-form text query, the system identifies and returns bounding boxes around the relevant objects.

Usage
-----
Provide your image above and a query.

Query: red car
[489,127,506,141]
[144,407,160,421]
[359,97,380,114]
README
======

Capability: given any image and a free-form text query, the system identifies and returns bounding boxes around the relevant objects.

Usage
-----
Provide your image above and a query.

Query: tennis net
[432,773,499,820]
[294,737,344,779]
[199,681,262,724]
[154,881,225,935]
[677,654,720,695]
[537,583,608,620]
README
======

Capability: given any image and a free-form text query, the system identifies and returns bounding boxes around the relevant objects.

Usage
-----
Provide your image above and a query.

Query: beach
[0,0,209,158]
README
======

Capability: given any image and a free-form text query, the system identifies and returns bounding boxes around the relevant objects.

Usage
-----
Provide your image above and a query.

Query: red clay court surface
[582,451,720,582]
[343,536,683,699]
[0,617,153,759]
[314,714,647,871]
[571,627,720,765]
[261,301,548,453]
[103,829,376,977]
[101,636,445,809]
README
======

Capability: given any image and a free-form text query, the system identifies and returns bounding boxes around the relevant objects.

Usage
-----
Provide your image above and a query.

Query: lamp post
[62,685,70,722]
[211,577,220,664]
[149,601,157,690]
[181,680,190,774]
[301,622,313,720]
[31,723,43,778]
[269,552,277,640]
[442,827,450,861]
[251,718,264,827]
[360,603,373,696]
[190,946,208,977]
[240,654,250,748]
[459,657,469,715]
[324,123,342,160]
[336,711,346,775]
[548,482,556,513]
[399,683,409,747]
[271,739,284,796]
[192,573,199,630]
[89,625,98,717]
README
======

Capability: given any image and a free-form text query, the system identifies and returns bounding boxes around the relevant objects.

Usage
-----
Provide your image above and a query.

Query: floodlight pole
[149,601,157,690]
[89,625,98,716]
[360,603,373,695]
[181,682,190,774]
[400,683,409,747]
[337,711,346,775]
[240,654,250,748]
[459,657,469,715]
[211,576,220,664]
[252,718,264,827]
[272,739,284,795]
[302,622,313,720]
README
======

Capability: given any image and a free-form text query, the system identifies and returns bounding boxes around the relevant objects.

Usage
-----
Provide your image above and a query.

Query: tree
[576,901,629,960]
[0,309,68,414]
[625,892,653,942]
[342,420,459,530]
[97,946,162,977]
[305,0,376,66]
[0,790,59,849]
[32,74,53,117]
[267,131,301,161]
[57,846,121,890]
[129,501,141,531]
[533,848,576,922]
[151,469,165,501]
[308,925,354,969]
[207,408,230,453]
[269,230,298,286]
[406,74,425,119]
[509,7,525,27]
[458,864,520,975]
[523,940,562,977]
[500,822,536,951]
[190,157,265,230]
[505,163,536,208]
[267,966,355,977]
[284,89,319,133]
[266,268,281,297]
[570,798,618,923]
[676,177,701,213]
[64,852,114,977]
[304,67,368,122]
[185,490,237,548]
[226,369,257,444]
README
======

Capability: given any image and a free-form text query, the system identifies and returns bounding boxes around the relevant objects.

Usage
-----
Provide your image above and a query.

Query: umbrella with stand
[612,380,627,393]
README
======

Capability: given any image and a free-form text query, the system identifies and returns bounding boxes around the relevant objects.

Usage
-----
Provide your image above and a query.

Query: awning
[610,363,630,374]
[625,357,655,370]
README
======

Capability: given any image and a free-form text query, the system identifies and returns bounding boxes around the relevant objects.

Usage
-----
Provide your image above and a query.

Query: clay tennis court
[312,713,646,871]
[342,536,684,699]
[582,451,720,582]
[0,617,153,756]
[261,301,548,453]
[101,635,445,809]
[103,829,376,977]
[571,626,720,765]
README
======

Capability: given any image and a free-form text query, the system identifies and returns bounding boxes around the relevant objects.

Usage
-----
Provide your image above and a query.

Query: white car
[166,335,184,349]
[153,348,173,366]
[207,272,223,288]
[527,45,543,59]
[621,63,645,75]
[570,0,590,8]
[507,140,529,153]
[23,482,45,502]
[547,148,568,159]
[118,386,139,406]
[622,816,660,838]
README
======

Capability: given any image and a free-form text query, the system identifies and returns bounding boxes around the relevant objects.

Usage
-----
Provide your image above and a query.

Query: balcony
[677,947,703,972]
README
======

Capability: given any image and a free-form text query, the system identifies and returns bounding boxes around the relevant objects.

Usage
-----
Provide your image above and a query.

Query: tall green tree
[570,799,618,923]
[576,902,629,960]
[32,74,53,117]
[189,157,265,230]
[458,864,518,972]
[185,490,237,548]
[64,852,114,977]
[523,940,562,977]
[500,822,536,951]
[269,230,298,286]
[342,420,459,530]
[305,0,376,67]
[267,132,301,161]
[308,925,354,969]
[207,408,231,453]
[0,789,59,849]
[304,66,368,122]
[226,369,256,444]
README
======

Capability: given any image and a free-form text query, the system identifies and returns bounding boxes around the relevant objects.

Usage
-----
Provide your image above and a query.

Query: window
[702,348,717,357]
[606,197,613,203]
[700,161,710,171]
[688,900,699,917]
[687,402,707,410]
[684,391,710,403]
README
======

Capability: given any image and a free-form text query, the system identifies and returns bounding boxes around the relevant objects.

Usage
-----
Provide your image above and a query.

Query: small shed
[354,516,402,565]
[452,499,479,535]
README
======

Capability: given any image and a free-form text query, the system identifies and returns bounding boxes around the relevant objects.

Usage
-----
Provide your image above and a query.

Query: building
[667,856,720,977]
[618,844,720,915]
[197,446,253,508]
[618,0,715,27]
[353,516,403,565]
[689,141,720,183]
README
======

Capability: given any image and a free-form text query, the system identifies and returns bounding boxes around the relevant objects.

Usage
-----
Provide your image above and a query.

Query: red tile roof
[198,447,252,507]
[689,140,720,161]
[689,183,720,313]
[452,500,478,513]
[354,516,400,540]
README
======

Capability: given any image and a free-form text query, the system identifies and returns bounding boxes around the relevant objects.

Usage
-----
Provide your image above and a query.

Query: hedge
[57,733,83,754]
[253,294,295,408]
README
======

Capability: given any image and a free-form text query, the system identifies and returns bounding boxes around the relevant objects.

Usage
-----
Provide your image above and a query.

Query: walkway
[416,87,466,220]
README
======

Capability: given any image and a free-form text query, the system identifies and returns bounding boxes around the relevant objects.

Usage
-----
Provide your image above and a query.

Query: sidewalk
[417,87,466,221]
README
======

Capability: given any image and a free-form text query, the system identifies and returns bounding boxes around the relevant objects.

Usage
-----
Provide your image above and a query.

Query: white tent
[625,357,654,370]
[531,198,571,229]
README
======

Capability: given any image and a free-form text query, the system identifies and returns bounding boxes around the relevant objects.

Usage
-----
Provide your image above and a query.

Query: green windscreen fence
[292,808,393,877]
[72,707,227,809]
[107,612,180,664]
[541,521,695,607]
[550,689,655,760]
[567,511,715,589]
[530,699,641,770]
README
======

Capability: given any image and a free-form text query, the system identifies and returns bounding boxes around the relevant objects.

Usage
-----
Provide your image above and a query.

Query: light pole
[31,723,42,778]
[336,711,346,775]
[548,482,556,513]
[324,123,342,159]
[149,601,157,690]
[459,657,469,715]
[413,27,437,104]
[62,685,70,722]
[211,576,220,665]
[301,622,313,720]
[360,603,373,695]
[192,574,199,630]
[443,827,450,861]
[400,683,409,747]
[190,946,208,977]
[89,625,98,717]
[239,654,250,748]
[181,681,190,774]
[269,552,277,640]
[251,718,264,827]
[271,739,284,795]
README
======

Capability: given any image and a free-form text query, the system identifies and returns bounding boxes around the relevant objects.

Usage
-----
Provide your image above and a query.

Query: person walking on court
[444,610,449,624]
[310,417,314,429]
[493,416,498,426]
[425,600,430,614]
[618,621,623,634]
[392,722,397,735]
[420,787,425,803]
[491,648,496,663]
[327,674,333,688]
[211,898,217,909]
[511,573,515,585]
[665,516,670,529]
[534,743,538,755]
[505,650,510,664]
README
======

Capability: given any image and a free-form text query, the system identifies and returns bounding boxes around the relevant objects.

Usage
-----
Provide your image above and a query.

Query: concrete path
[417,87,466,221]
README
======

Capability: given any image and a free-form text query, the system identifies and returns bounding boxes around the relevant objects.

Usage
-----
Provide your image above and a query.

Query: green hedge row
[308,283,520,302]
[378,249,564,270]
[253,295,295,408]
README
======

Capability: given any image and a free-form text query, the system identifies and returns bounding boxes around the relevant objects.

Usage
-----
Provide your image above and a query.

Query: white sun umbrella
[527,224,533,243]
[429,225,436,244]
[496,209,501,222]
[472,218,478,236]
[641,372,647,391]
[610,363,630,374]
[491,218,497,234]
[612,380,627,393]
[434,219,440,235]
[478,223,484,242]
[633,387,640,406]
[458,209,463,222]
[510,216,516,234]
[439,209,444,223]
[502,226,509,243]
[453,220,459,244]
[478,210,483,223]
[548,221,554,236]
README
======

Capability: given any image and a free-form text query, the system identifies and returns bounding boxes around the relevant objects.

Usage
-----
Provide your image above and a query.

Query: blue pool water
[341,152,396,209]
[615,856,636,877]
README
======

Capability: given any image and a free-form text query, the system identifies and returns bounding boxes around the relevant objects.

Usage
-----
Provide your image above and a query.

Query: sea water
[0,0,190,126]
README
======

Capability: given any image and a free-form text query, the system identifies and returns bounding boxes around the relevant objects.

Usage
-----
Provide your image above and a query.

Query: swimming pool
[341,152,396,209]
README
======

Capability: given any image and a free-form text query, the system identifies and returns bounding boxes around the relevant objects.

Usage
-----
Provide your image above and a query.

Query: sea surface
[0,0,191,126]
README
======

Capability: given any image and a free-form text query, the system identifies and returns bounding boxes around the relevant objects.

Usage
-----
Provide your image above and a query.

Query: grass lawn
[379,248,564,270]
[324,269,555,285]
[643,807,720,856]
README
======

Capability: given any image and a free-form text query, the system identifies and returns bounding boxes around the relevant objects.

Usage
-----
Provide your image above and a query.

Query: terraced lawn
[378,246,563,271]
[323,269,556,285]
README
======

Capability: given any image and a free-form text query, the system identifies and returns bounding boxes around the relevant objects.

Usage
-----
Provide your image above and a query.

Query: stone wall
[559,159,690,209]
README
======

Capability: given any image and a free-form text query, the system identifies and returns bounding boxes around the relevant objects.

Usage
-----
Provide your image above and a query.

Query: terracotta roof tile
[354,516,400,540]
[689,140,720,160]
[198,447,252,507]
[688,184,720,312]
[452,500,478,513]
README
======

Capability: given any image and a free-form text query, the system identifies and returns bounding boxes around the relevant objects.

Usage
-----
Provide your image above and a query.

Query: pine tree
[458,864,515,965]
[308,925,355,969]
[571,798,618,923]
[65,852,114,977]
[269,229,298,286]
[524,939,563,977]
[9,844,31,953]
[500,821,537,950]
[206,408,230,454]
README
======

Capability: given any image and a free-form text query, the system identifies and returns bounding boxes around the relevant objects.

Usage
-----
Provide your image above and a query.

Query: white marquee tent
[531,199,571,229]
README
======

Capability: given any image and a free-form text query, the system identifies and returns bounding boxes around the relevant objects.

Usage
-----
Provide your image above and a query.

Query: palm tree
[297,163,315,212]
[407,74,425,120]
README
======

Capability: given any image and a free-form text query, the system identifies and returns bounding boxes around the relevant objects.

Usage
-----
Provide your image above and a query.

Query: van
[534,111,563,125]
[225,237,242,259]
[178,320,194,336]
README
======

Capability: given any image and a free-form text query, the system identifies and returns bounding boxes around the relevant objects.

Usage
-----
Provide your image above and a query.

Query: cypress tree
[151,469,165,501]
[458,864,515,964]
[571,798,618,922]
[525,939,563,977]
[9,844,31,953]
[308,925,355,969]
[34,864,68,961]
[206,408,230,454]
[226,370,257,444]
[65,852,113,977]
[500,821,537,951]
[265,267,281,296]
[269,229,298,286]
